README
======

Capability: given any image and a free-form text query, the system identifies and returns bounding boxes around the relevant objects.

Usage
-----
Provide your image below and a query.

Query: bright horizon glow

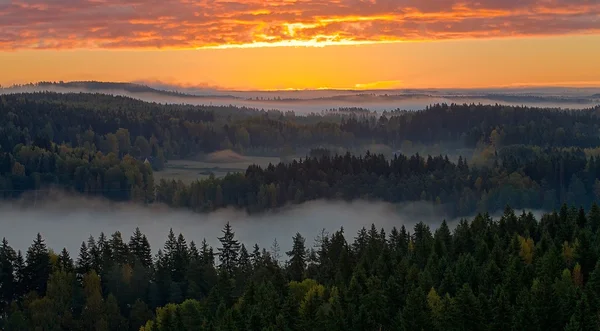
[1,0,600,91]
[3,34,600,91]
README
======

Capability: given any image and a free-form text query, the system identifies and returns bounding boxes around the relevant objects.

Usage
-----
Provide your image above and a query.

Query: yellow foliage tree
[518,235,534,264]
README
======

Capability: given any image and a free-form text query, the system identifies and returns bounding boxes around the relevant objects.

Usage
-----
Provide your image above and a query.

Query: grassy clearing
[154,151,281,184]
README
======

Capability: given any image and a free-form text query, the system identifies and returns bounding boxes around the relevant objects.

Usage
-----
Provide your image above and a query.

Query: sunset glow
[1,0,600,89]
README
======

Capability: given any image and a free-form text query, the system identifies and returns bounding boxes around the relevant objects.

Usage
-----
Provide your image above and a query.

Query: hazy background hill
[2,81,599,114]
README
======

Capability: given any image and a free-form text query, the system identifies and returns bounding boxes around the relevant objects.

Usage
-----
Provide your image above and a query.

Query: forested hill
[1,142,600,218]
[1,205,600,330]
[1,92,600,216]
[2,92,600,160]
[3,81,232,99]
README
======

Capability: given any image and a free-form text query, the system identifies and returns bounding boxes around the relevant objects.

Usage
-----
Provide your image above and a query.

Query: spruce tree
[0,238,16,310]
[109,231,129,265]
[200,238,214,266]
[24,233,51,295]
[189,241,200,261]
[217,222,240,275]
[13,251,25,298]
[173,233,189,282]
[87,235,101,273]
[238,244,252,276]
[76,241,91,278]
[286,233,307,281]
[97,232,112,274]
[251,244,261,267]
[57,247,74,273]
[129,227,152,267]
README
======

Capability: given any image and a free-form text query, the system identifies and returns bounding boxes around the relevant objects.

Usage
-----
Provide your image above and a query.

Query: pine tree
[189,241,200,261]
[588,202,600,233]
[173,233,189,282]
[251,244,261,267]
[217,222,240,275]
[13,250,25,298]
[0,238,16,310]
[129,227,152,267]
[77,241,91,278]
[434,220,452,257]
[162,228,177,278]
[238,244,252,275]
[87,235,102,273]
[97,232,112,274]
[24,233,51,295]
[286,233,307,281]
[200,238,214,266]
[164,228,177,259]
[271,238,281,263]
[58,247,74,273]
[109,231,129,265]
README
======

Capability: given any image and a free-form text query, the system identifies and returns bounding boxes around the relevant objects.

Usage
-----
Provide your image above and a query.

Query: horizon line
[3,80,600,93]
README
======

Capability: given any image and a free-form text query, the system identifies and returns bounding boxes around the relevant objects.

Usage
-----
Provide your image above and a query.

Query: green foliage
[2,206,599,330]
[3,93,600,329]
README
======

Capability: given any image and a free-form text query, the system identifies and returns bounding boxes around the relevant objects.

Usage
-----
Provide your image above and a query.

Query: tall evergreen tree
[109,231,129,265]
[286,233,307,281]
[200,238,215,267]
[173,233,189,282]
[57,247,74,273]
[87,235,102,273]
[76,241,91,278]
[0,238,16,311]
[217,222,240,275]
[129,227,152,267]
[24,233,51,295]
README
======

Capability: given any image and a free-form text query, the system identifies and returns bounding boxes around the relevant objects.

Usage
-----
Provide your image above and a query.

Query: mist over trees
[1,93,600,216]
[2,91,600,328]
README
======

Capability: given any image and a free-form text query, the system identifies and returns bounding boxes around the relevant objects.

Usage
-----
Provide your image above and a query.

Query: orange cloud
[0,0,599,50]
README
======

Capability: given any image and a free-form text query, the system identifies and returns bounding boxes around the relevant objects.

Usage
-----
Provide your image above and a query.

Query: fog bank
[2,85,598,115]
[0,194,546,257]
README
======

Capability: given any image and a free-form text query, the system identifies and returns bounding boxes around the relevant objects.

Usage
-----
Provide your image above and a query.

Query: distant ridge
[1,81,599,111]
[3,81,240,99]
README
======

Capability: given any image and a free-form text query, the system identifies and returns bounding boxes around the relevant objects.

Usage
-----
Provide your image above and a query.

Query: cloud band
[1,0,599,50]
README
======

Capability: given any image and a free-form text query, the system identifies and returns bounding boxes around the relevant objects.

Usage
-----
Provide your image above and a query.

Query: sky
[1,0,600,90]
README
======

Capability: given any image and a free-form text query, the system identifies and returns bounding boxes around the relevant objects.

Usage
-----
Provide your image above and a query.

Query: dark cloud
[0,0,599,49]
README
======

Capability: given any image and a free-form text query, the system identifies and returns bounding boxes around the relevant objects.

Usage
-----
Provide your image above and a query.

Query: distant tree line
[2,205,600,330]
[1,92,600,216]
[2,93,600,162]
[156,148,600,217]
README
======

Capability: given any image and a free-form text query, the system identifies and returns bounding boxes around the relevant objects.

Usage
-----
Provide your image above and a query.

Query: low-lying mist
[2,85,598,115]
[0,192,547,257]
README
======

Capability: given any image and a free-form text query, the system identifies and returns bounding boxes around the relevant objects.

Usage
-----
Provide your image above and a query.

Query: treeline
[2,140,600,217]
[348,103,600,148]
[2,93,600,163]
[0,143,155,201]
[156,148,600,216]
[0,92,350,160]
[2,205,600,330]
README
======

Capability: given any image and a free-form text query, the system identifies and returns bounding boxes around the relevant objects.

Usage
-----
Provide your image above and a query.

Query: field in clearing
[153,150,282,184]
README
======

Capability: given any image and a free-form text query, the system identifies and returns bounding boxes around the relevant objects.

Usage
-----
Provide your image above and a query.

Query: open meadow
[153,150,282,184]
